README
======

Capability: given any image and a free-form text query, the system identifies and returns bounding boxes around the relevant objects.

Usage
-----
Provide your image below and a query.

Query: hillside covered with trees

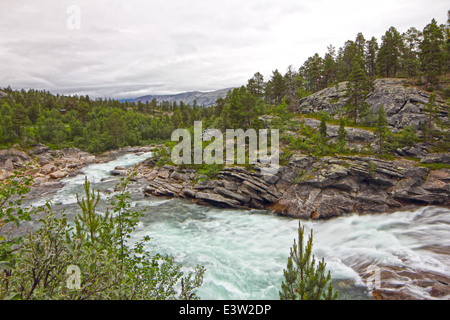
[0,17,448,157]
[1,13,449,303]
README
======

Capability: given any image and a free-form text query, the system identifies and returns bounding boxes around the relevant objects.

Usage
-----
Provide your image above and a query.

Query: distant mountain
[133,87,234,106]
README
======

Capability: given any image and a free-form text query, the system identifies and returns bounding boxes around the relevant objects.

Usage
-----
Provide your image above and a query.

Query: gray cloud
[0,0,448,99]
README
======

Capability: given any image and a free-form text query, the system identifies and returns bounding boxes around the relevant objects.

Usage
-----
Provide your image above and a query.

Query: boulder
[40,164,57,174]
[49,170,68,179]
[110,169,127,176]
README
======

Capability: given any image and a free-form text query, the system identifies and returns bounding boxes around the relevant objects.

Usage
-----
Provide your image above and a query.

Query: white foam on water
[29,152,450,300]
[34,152,152,206]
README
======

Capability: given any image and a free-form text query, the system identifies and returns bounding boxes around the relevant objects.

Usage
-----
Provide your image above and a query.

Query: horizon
[0,1,448,100]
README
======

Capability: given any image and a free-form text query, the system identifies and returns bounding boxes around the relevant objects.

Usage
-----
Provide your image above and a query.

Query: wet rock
[195,192,241,208]
[214,187,251,204]
[139,151,450,219]
[110,169,127,176]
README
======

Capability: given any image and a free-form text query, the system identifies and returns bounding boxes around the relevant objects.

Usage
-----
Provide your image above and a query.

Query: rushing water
[28,152,450,300]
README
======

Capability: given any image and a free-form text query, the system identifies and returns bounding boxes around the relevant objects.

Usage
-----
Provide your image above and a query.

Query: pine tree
[266,69,287,105]
[323,45,337,86]
[375,104,388,152]
[402,27,422,78]
[419,19,445,87]
[337,118,347,151]
[75,177,111,244]
[247,72,265,98]
[377,27,404,78]
[319,117,328,145]
[355,32,367,62]
[106,112,126,148]
[345,55,371,123]
[366,37,379,79]
[226,86,260,130]
[280,222,338,300]
[284,65,298,107]
[335,40,358,82]
[422,93,438,141]
[300,53,324,93]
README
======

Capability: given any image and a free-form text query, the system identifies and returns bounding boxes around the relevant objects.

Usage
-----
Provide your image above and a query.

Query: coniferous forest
[1,9,450,304]
[1,17,448,154]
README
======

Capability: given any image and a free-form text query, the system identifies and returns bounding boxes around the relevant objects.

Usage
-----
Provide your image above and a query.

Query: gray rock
[195,192,241,207]
[421,153,450,165]
[110,169,127,176]
[296,78,447,131]
[214,187,251,203]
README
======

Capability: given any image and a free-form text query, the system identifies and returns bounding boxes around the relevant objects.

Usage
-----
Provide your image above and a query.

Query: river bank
[1,144,449,300]
[0,143,158,186]
[138,152,450,220]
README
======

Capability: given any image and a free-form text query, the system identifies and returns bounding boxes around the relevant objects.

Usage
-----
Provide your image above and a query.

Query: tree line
[0,87,221,153]
[247,17,449,107]
[1,17,448,155]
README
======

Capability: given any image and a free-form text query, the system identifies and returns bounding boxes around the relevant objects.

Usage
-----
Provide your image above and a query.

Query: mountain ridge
[133,87,235,106]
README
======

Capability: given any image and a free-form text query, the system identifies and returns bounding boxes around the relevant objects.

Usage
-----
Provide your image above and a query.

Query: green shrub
[1,174,205,300]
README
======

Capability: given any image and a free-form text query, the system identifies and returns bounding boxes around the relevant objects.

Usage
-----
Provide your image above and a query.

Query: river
[27,152,450,300]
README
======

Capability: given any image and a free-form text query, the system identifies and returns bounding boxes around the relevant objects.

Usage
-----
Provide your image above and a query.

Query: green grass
[295,113,377,132]
[418,162,450,170]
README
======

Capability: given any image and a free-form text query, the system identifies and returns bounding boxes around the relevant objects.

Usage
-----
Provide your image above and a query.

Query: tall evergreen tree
[402,27,422,78]
[375,104,388,152]
[377,27,404,78]
[422,93,438,141]
[247,72,265,98]
[335,40,358,82]
[323,45,337,86]
[265,69,287,105]
[355,32,367,62]
[419,19,445,86]
[107,112,126,148]
[300,53,324,93]
[337,118,347,151]
[366,37,379,79]
[284,65,297,106]
[345,55,371,123]
[226,86,260,130]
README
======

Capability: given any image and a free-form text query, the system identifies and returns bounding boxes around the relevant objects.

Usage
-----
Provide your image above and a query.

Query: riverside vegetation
[0,168,205,299]
[1,16,449,300]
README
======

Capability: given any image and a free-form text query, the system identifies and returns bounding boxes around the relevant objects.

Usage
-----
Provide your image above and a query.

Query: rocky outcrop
[297,78,448,131]
[138,153,450,220]
[0,144,159,185]
[0,144,105,185]
[296,117,376,148]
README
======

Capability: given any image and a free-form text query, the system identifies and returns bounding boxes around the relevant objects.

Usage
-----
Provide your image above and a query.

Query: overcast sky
[0,0,448,99]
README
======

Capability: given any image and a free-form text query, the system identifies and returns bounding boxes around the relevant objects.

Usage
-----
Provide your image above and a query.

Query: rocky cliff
[138,78,449,219]
[297,78,448,131]
[137,153,449,219]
